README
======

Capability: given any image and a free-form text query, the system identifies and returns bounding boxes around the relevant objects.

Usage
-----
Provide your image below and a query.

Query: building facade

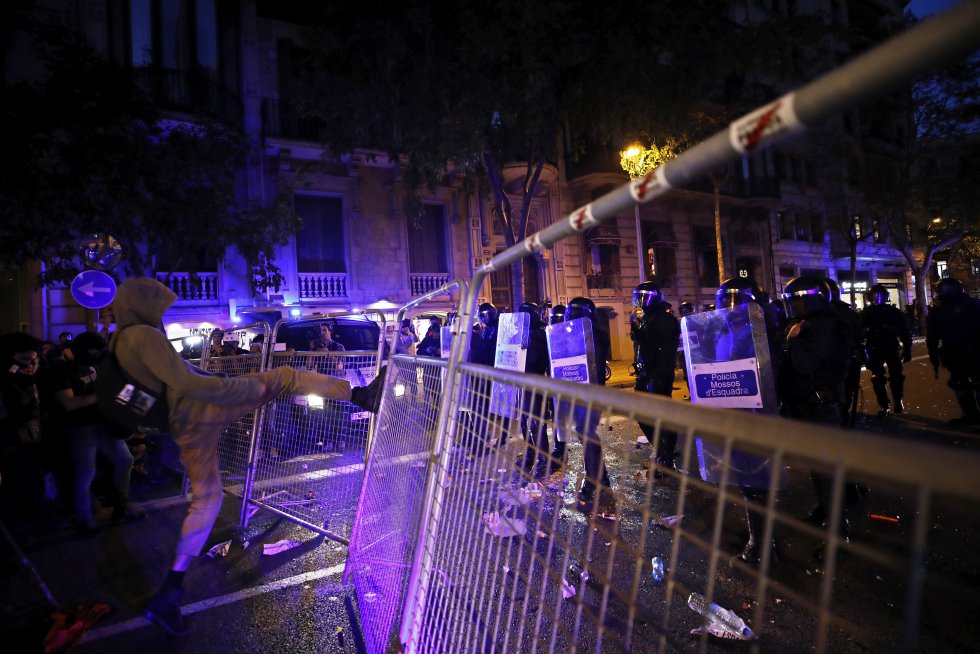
[4,0,926,357]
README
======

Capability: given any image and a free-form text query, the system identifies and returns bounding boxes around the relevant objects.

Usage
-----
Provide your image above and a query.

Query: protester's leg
[69,427,99,530]
[94,431,135,509]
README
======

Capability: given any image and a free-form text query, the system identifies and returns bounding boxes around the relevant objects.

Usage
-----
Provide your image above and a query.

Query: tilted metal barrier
[235,312,386,543]
[345,280,465,654]
[345,5,980,652]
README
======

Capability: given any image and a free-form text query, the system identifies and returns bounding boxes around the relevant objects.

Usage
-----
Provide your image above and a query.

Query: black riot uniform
[465,303,501,452]
[562,297,616,516]
[516,302,551,479]
[779,276,855,542]
[927,278,980,426]
[826,278,866,426]
[862,284,912,417]
[630,282,681,474]
[715,278,782,564]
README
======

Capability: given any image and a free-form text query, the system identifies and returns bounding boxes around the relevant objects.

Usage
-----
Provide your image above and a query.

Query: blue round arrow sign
[71,270,117,309]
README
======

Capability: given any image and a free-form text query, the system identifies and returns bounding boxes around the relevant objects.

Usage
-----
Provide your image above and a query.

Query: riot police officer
[630,281,681,477]
[470,302,499,366]
[517,302,551,479]
[715,278,782,564]
[562,297,616,516]
[780,276,854,544]
[927,278,980,426]
[675,302,696,379]
[465,303,500,453]
[826,278,866,425]
[862,284,912,417]
[548,304,565,325]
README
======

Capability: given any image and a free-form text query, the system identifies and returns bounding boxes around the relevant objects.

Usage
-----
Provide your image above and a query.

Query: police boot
[738,492,779,565]
[871,373,890,417]
[891,371,905,414]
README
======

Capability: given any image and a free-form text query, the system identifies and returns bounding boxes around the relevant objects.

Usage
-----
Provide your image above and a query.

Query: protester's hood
[114,278,177,330]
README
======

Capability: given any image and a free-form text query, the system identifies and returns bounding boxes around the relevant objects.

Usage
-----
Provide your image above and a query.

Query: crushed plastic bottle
[687,592,756,640]
[564,561,590,597]
[650,557,665,583]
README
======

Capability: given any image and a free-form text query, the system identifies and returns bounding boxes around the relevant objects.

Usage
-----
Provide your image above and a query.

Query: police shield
[489,312,530,418]
[681,303,780,487]
[545,317,599,443]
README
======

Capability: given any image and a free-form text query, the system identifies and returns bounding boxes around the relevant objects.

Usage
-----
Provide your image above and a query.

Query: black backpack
[95,329,169,435]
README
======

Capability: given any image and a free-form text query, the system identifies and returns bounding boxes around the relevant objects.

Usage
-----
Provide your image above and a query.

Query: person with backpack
[106,278,387,636]
[50,332,140,535]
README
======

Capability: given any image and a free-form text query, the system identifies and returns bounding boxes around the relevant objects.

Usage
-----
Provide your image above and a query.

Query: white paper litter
[482,511,527,537]
[525,482,543,499]
[652,514,683,529]
[499,486,531,507]
[561,578,576,599]
[202,540,232,559]
[691,625,751,640]
[262,539,303,555]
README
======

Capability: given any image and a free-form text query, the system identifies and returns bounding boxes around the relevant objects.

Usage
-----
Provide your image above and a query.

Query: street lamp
[620,141,681,284]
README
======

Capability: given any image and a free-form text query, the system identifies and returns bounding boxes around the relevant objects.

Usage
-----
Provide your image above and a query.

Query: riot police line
[447,272,979,565]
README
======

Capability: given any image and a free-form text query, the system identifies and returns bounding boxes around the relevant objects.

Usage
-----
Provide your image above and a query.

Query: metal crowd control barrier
[236,312,385,543]
[343,4,980,653]
[199,322,270,494]
[345,280,466,654]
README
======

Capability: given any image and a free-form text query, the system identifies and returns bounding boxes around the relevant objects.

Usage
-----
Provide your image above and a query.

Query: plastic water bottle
[650,556,665,583]
[567,561,590,588]
[687,592,756,640]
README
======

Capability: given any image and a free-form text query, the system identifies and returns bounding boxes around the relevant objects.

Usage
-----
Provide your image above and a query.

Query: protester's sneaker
[350,366,388,413]
[144,586,189,636]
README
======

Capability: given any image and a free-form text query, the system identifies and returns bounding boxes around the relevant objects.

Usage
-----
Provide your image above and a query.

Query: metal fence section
[397,366,980,653]
[345,6,980,653]
[237,313,384,542]
[345,281,465,654]
[199,323,270,494]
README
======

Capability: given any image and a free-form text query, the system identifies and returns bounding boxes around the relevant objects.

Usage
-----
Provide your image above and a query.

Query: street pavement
[1,341,978,653]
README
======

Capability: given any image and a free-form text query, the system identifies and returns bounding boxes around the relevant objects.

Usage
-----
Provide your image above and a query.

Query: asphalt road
[1,341,977,653]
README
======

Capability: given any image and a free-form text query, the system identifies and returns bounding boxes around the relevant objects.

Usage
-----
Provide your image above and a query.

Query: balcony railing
[299,273,349,300]
[586,272,621,291]
[261,98,325,141]
[133,68,242,124]
[411,273,450,296]
[156,272,220,304]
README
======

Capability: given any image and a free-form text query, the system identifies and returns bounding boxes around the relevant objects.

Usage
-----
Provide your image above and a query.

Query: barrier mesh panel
[346,354,447,654]
[362,363,980,654]
[245,349,379,540]
[201,352,264,492]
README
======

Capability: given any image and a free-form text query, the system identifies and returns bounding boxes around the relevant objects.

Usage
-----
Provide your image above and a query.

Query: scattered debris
[499,486,531,508]
[688,592,757,641]
[482,511,527,537]
[202,540,232,559]
[651,557,665,583]
[561,578,576,599]
[262,539,303,555]
[652,514,683,529]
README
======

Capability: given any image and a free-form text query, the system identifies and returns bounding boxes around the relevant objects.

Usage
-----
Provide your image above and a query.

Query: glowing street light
[620,141,681,283]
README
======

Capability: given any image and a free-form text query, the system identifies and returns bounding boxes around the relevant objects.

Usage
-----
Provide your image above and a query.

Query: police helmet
[936,277,966,300]
[678,301,695,317]
[715,278,762,310]
[632,281,665,310]
[866,284,890,306]
[548,304,566,324]
[565,297,597,323]
[517,302,543,329]
[825,278,842,303]
[782,276,831,320]
[478,302,498,327]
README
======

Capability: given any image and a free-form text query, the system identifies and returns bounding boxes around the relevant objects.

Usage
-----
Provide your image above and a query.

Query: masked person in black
[630,281,681,477]
[862,284,912,418]
[826,278,866,425]
[779,276,854,546]
[927,278,980,427]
